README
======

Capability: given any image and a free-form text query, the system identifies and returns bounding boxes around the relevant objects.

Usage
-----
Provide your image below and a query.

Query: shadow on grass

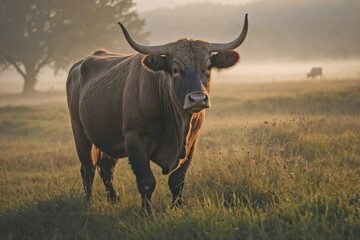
[0,195,136,240]
[223,187,279,210]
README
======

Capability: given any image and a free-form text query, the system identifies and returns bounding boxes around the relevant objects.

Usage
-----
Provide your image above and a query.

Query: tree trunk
[22,73,37,94]
[9,58,43,94]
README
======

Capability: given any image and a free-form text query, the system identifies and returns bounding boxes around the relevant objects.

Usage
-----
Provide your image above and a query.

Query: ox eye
[204,65,211,73]
[172,67,178,75]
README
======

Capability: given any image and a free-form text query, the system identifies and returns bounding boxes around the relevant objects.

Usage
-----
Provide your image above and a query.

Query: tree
[0,0,148,93]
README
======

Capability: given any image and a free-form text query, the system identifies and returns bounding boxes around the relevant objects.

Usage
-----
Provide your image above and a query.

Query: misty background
[140,0,360,60]
[1,0,360,94]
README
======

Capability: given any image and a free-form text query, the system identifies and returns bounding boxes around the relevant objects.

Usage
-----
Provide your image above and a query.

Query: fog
[140,0,360,60]
[1,59,359,95]
[133,0,255,12]
[1,0,359,94]
[219,59,360,83]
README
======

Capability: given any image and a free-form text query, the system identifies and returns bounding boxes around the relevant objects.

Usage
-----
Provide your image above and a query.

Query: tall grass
[0,79,359,239]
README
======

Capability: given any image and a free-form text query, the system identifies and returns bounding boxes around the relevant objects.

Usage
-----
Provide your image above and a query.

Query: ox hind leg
[71,125,96,203]
[94,148,120,202]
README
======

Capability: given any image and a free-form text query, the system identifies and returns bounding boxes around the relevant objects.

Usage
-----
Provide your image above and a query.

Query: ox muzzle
[183,91,210,113]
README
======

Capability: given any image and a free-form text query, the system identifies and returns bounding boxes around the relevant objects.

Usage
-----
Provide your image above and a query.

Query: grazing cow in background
[66,14,248,211]
[307,67,323,79]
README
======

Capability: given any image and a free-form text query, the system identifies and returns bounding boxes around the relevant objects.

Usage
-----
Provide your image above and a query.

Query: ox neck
[157,74,191,151]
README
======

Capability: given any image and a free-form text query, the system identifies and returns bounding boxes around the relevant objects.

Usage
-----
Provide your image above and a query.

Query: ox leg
[97,154,119,203]
[72,125,96,203]
[169,115,203,208]
[168,144,196,208]
[168,158,191,207]
[80,163,95,203]
[126,136,156,212]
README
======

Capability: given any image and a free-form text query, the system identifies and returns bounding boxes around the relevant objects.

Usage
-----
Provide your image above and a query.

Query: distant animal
[307,67,323,79]
[66,14,248,211]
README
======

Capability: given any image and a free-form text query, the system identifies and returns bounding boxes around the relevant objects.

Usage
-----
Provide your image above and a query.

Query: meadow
[0,79,359,239]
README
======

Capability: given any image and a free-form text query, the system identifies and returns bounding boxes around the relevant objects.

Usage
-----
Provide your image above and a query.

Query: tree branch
[7,60,26,78]
[34,54,51,75]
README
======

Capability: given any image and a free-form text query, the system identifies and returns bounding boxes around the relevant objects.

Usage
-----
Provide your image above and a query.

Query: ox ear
[142,54,170,72]
[211,51,240,69]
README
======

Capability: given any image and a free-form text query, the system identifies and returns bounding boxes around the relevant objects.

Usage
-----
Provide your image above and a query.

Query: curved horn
[209,14,248,52]
[118,22,168,55]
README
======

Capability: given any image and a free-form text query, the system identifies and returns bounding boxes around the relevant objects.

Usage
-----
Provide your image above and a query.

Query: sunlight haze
[1,0,359,93]
[0,1,359,238]
[133,0,256,12]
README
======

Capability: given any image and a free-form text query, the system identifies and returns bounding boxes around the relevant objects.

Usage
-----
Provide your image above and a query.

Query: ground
[0,79,359,239]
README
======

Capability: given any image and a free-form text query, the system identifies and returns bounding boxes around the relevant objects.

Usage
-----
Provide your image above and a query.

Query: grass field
[0,79,359,239]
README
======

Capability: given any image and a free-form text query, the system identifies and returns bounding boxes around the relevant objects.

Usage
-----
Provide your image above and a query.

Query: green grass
[0,79,359,239]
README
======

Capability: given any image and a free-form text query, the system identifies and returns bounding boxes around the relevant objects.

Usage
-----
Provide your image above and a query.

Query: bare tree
[0,0,148,93]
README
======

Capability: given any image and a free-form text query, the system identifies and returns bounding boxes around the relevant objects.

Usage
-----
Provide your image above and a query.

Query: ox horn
[209,14,248,52]
[118,22,168,55]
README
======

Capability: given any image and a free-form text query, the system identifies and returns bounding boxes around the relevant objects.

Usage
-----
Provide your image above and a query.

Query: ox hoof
[140,206,153,217]
[171,198,183,209]
[141,200,153,215]
[107,193,121,203]
[83,194,93,206]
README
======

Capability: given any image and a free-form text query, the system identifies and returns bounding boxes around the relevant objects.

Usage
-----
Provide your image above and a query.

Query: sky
[133,0,255,12]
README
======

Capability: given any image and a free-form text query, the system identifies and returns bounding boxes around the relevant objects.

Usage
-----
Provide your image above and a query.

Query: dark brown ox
[66,14,248,211]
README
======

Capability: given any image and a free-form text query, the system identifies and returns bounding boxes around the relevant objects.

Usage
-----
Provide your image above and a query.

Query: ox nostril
[189,93,207,105]
[183,92,210,112]
[188,95,196,104]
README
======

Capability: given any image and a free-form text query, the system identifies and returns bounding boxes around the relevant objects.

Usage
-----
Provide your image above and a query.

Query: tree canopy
[0,0,148,93]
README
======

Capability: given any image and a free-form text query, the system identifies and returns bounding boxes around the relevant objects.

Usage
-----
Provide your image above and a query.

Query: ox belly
[150,133,186,175]
[152,149,182,175]
[84,121,126,159]
[79,99,126,159]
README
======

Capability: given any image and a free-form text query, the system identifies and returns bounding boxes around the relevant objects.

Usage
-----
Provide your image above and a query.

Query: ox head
[118,14,248,113]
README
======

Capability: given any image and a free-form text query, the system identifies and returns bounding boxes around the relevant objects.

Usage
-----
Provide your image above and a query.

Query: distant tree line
[141,0,360,62]
[0,0,148,93]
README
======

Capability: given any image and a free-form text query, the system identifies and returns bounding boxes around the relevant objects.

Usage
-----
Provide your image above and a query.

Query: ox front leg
[168,158,191,208]
[97,154,120,203]
[168,139,198,208]
[126,135,156,213]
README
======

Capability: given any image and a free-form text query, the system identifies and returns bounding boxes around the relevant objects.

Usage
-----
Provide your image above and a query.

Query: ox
[66,14,248,211]
[307,67,323,79]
